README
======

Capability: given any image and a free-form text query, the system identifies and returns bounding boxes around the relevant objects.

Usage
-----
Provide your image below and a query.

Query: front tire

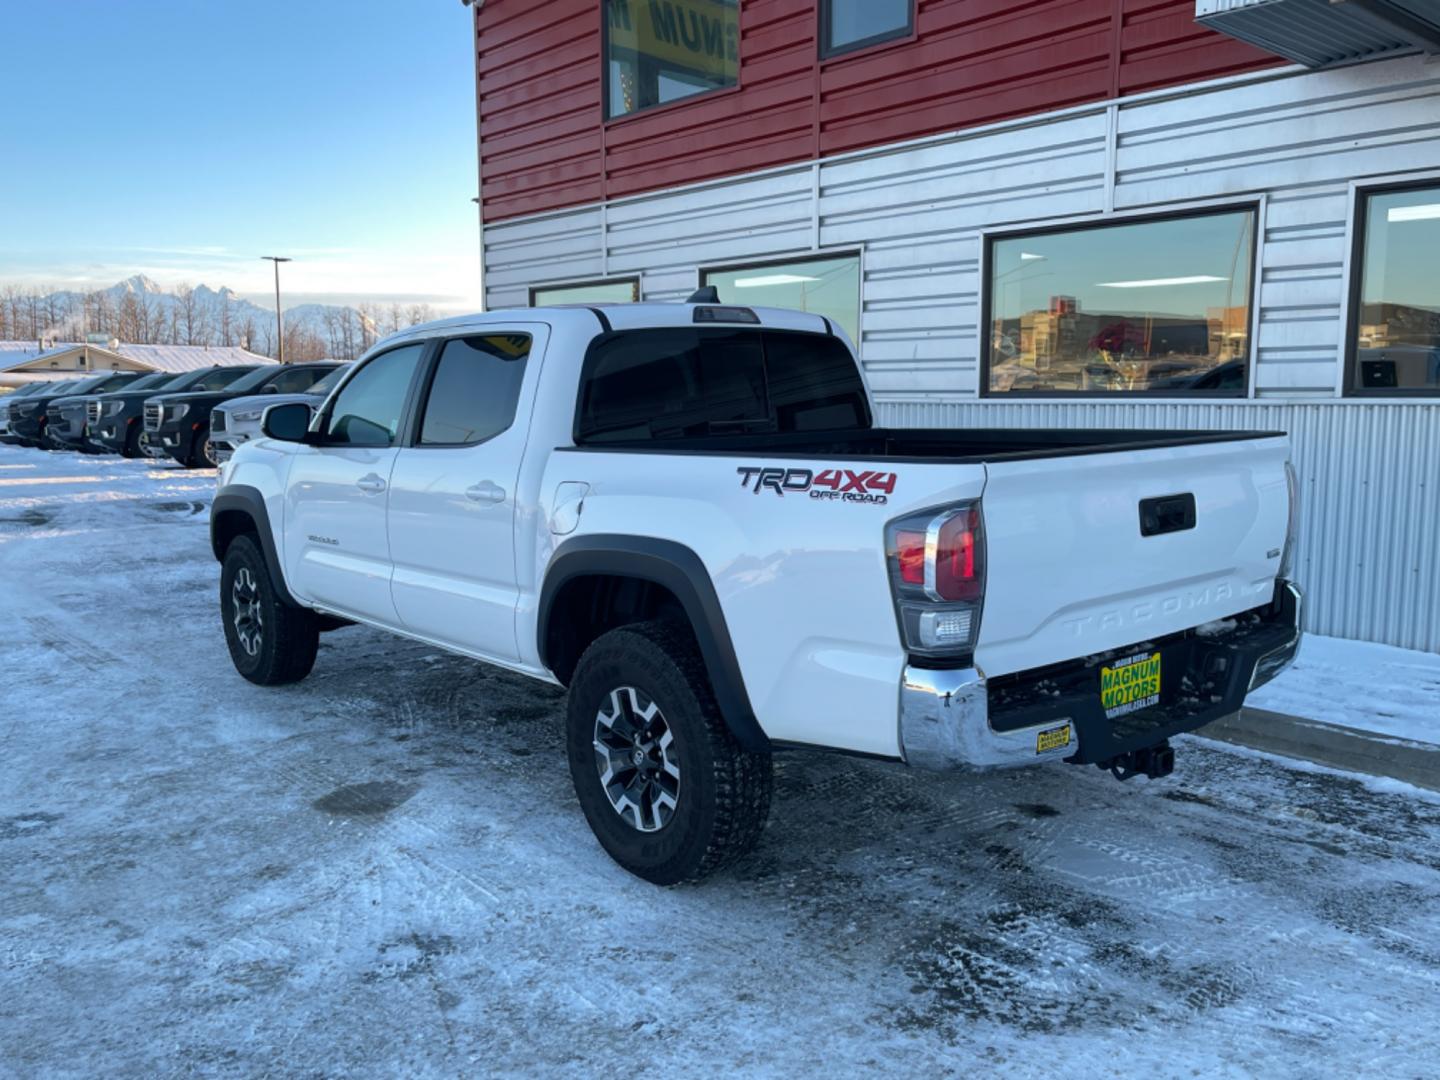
[220,534,319,685]
[187,425,218,468]
[566,620,772,885]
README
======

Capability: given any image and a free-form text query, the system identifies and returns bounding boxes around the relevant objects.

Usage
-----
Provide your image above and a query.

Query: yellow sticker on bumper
[1036,724,1071,754]
[1101,652,1162,719]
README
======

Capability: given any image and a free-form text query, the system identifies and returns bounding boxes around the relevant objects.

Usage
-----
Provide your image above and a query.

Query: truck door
[386,327,546,662]
[283,342,427,625]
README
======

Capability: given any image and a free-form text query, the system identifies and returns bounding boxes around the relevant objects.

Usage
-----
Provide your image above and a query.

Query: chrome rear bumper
[899,580,1303,772]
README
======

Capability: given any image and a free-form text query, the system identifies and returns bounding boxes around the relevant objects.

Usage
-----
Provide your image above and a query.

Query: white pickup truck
[211,296,1302,884]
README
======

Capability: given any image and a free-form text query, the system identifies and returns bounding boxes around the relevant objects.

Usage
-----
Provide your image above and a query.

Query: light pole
[261,256,292,363]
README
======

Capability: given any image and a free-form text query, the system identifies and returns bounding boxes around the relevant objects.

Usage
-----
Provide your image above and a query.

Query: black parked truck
[45,372,155,451]
[64,371,179,453]
[91,365,261,459]
[144,362,336,468]
[8,374,138,447]
[1,383,57,443]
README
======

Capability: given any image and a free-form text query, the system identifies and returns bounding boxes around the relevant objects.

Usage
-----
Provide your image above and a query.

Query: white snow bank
[1248,633,1440,746]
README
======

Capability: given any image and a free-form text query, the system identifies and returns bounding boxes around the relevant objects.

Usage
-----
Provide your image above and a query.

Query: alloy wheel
[231,567,264,657]
[593,686,681,833]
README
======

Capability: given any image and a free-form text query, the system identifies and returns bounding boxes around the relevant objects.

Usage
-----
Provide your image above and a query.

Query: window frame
[409,332,535,450]
[698,247,863,340]
[600,0,743,125]
[1343,175,1440,399]
[818,0,916,61]
[529,277,640,307]
[979,199,1264,400]
[313,340,434,448]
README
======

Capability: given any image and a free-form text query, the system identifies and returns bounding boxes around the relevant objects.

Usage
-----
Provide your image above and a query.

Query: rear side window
[267,366,333,394]
[193,367,256,392]
[576,328,868,443]
[418,335,531,446]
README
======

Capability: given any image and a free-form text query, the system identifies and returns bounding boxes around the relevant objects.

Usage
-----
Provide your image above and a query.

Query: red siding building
[476,0,1281,222]
[471,1,1440,653]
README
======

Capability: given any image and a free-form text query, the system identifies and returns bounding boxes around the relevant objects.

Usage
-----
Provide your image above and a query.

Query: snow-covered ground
[1250,634,1440,746]
[3,442,1439,1077]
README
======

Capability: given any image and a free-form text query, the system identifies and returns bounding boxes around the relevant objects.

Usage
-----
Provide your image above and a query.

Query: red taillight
[896,530,926,585]
[935,508,982,601]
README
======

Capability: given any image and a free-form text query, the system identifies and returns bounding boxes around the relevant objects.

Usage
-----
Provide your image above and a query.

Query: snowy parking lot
[3,442,1440,1077]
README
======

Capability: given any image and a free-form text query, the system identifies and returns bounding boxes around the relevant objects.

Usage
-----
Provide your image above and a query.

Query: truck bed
[565,427,1283,464]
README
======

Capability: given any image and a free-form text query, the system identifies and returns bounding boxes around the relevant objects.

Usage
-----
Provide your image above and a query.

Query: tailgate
[975,435,1290,678]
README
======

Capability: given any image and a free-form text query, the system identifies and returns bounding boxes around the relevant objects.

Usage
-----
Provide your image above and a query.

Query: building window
[984,208,1257,396]
[1350,182,1440,395]
[821,0,913,58]
[604,0,739,120]
[702,252,862,345]
[530,279,640,307]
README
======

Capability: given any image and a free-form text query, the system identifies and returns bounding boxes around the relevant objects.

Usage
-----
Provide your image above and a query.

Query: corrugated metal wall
[475,0,1279,222]
[484,54,1440,652]
[877,400,1440,653]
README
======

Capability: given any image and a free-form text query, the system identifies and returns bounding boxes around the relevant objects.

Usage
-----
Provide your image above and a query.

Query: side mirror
[263,384,280,393]
[262,401,313,442]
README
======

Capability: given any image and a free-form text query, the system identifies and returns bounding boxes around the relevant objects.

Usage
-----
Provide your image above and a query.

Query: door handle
[465,481,506,504]
[355,473,387,494]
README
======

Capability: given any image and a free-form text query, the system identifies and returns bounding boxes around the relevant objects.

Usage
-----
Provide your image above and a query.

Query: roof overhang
[0,344,154,375]
[1196,0,1440,67]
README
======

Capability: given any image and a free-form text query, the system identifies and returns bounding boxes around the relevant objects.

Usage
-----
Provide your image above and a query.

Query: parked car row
[1,362,345,467]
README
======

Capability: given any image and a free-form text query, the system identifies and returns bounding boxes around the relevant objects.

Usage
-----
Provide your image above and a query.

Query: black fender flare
[538,535,769,752]
[210,485,300,608]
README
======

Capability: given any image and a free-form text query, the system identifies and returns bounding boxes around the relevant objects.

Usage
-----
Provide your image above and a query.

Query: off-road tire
[566,620,772,885]
[220,534,319,685]
[122,422,141,458]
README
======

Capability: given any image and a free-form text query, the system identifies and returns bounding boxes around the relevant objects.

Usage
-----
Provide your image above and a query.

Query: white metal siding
[876,400,1440,653]
[483,54,1440,652]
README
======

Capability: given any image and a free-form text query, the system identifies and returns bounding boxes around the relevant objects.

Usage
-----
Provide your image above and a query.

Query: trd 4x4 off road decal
[737,466,896,505]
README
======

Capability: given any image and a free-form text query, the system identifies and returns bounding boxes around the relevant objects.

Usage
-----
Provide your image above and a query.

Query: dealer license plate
[1101,651,1162,720]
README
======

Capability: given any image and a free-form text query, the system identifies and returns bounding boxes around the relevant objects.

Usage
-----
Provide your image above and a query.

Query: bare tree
[175,283,204,345]
[117,292,141,343]
[218,292,234,347]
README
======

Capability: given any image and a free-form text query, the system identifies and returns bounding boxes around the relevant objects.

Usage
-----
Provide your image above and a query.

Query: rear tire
[566,620,772,885]
[220,534,319,685]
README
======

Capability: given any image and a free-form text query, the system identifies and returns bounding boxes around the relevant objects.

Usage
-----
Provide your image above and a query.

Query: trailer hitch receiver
[1101,740,1174,781]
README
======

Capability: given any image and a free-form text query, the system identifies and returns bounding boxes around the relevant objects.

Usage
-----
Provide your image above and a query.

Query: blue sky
[0,0,481,311]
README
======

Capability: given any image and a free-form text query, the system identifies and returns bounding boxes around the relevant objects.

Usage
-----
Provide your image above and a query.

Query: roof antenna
[686,286,720,304]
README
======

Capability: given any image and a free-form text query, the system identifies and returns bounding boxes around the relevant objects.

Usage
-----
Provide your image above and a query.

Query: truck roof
[370,302,841,354]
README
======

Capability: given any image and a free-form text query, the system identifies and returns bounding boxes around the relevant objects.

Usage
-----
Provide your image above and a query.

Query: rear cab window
[575,328,870,443]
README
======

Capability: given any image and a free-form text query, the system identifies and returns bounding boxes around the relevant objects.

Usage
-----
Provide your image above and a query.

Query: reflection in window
[1353,184,1440,393]
[326,345,425,446]
[531,279,639,307]
[703,253,861,345]
[822,0,912,57]
[605,0,739,119]
[577,328,868,443]
[419,335,531,446]
[986,210,1255,395]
